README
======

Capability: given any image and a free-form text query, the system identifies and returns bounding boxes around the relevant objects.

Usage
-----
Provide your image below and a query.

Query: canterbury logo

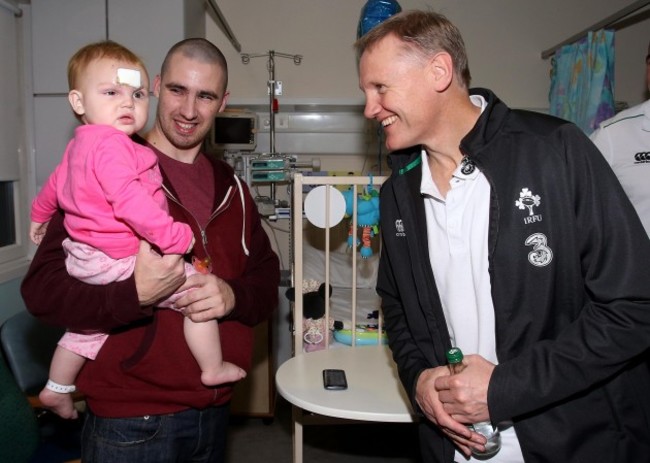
[395,219,406,237]
[634,152,650,163]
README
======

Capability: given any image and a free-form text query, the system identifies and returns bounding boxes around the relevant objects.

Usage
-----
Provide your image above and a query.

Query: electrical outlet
[275,114,289,129]
[268,80,283,95]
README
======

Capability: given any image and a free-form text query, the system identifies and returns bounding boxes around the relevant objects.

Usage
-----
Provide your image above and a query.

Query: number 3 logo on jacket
[525,232,553,267]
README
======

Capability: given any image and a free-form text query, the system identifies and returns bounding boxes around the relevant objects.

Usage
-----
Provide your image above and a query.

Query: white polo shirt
[590,99,650,236]
[420,95,524,462]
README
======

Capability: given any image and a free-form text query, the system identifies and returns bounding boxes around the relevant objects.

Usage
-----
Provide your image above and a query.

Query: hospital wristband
[45,379,76,394]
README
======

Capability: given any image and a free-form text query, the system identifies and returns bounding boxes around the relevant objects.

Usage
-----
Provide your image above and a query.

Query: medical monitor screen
[210,112,257,152]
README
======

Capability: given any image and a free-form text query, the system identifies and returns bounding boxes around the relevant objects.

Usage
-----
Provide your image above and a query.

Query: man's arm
[133,240,188,306]
[378,236,485,454]
[376,241,432,407]
[21,210,185,331]
[178,189,280,326]
[223,205,280,326]
[488,125,650,423]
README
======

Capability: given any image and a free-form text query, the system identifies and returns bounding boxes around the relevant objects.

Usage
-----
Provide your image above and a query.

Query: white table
[276,346,416,462]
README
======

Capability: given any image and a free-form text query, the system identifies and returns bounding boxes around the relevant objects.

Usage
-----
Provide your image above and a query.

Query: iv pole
[240,50,302,154]
[241,51,303,276]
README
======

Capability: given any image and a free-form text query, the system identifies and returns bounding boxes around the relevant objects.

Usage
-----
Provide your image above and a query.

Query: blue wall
[0,276,27,325]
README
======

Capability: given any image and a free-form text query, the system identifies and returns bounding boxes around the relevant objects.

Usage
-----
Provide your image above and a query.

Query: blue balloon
[357,0,402,39]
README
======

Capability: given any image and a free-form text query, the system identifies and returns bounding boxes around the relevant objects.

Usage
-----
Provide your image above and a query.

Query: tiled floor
[226,397,420,462]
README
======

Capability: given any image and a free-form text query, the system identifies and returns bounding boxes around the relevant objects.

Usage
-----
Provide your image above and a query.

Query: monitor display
[209,111,257,152]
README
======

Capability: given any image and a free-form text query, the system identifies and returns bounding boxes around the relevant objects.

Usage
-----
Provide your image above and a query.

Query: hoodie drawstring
[233,175,250,256]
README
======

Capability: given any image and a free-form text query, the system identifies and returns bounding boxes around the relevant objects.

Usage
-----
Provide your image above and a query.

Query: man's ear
[428,52,454,92]
[68,90,85,116]
[153,75,162,98]
[218,90,230,113]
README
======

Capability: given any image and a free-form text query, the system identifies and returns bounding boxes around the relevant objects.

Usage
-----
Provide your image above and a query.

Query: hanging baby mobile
[342,178,380,258]
[302,177,380,258]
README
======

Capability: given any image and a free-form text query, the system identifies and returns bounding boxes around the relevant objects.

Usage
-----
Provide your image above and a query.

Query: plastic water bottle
[446,347,501,457]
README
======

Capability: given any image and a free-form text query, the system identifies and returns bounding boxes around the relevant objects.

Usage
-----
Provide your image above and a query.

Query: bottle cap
[446,347,464,364]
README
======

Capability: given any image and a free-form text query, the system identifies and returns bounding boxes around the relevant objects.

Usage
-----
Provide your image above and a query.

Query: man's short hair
[354,10,471,89]
[161,38,228,91]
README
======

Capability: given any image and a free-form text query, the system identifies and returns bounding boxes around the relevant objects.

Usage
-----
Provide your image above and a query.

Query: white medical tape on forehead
[116,68,141,87]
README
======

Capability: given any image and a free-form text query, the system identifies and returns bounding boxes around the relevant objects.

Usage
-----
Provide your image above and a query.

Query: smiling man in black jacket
[356,10,650,463]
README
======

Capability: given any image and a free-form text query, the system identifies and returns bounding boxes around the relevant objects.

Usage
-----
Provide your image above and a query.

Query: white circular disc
[304,186,346,228]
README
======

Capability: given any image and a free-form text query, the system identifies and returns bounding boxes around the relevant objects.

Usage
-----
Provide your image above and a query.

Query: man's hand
[435,354,495,425]
[134,241,186,306]
[174,273,236,322]
[416,366,485,457]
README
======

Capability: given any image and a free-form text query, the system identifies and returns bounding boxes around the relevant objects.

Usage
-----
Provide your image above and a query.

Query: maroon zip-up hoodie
[21,146,280,417]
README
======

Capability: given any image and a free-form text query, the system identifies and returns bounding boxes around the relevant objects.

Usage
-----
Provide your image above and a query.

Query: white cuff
[45,379,76,394]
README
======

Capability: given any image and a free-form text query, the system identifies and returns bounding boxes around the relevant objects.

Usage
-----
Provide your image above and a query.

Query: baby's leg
[157,261,199,309]
[184,317,246,386]
[39,346,84,419]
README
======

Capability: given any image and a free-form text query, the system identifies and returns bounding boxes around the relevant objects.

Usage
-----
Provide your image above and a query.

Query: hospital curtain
[549,29,615,135]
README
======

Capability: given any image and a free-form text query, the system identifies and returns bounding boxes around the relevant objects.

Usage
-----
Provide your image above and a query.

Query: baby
[30,41,245,419]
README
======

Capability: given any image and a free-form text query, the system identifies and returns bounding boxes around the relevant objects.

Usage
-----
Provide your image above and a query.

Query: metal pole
[241,50,302,154]
[0,0,22,17]
[205,0,241,52]
[541,0,650,59]
[268,51,276,154]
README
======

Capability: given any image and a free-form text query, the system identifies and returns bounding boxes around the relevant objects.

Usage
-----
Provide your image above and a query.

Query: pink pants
[58,238,196,359]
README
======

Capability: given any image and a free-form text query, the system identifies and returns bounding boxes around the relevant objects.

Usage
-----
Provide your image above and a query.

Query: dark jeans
[81,404,230,463]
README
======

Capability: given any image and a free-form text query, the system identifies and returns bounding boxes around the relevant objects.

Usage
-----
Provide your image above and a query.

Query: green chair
[0,312,82,463]
[0,311,63,406]
[0,350,41,462]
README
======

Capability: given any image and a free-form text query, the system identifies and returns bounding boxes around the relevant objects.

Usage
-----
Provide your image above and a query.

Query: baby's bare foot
[39,388,78,419]
[201,362,246,386]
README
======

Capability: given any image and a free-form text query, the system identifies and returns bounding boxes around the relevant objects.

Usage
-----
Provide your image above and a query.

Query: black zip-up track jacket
[377,88,650,462]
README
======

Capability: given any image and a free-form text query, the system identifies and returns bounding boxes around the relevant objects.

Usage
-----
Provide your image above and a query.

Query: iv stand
[241,51,303,277]
[241,50,302,154]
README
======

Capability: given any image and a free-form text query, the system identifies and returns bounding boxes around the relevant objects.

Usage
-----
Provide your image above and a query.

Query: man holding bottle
[356,10,650,462]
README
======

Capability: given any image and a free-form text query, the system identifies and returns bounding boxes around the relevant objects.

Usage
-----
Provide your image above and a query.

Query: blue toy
[342,181,380,258]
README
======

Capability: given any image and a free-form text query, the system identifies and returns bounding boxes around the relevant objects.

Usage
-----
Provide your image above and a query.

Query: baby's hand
[29,221,49,245]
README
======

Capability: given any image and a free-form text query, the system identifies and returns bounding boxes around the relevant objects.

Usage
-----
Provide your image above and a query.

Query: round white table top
[275,345,415,422]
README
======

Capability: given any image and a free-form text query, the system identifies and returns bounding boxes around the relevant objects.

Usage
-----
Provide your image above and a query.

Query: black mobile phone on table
[323,369,348,390]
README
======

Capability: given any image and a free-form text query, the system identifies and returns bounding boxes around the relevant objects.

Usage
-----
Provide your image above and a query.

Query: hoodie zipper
[161,183,236,261]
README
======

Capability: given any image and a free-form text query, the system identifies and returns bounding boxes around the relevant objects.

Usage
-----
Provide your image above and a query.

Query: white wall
[11,0,650,275]
[207,0,649,109]
[0,3,30,319]
[202,0,649,271]
[24,1,650,188]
